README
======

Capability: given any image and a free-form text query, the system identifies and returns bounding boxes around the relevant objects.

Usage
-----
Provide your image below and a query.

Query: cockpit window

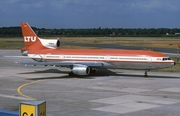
[162,58,171,61]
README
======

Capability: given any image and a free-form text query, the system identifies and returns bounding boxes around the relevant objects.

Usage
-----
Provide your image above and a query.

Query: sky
[0,0,180,28]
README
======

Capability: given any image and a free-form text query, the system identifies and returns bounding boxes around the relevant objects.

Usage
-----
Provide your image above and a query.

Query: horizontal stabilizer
[4,56,30,58]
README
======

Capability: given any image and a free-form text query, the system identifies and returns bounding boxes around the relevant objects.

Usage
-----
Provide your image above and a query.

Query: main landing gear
[90,68,97,74]
[69,72,75,76]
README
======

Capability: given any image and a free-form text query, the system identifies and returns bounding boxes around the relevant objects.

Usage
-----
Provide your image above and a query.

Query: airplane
[19,22,175,77]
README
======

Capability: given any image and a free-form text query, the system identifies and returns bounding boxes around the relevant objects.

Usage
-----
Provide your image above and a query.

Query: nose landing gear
[144,70,149,77]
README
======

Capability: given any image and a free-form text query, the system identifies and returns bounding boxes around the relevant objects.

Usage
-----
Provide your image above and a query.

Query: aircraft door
[60,55,64,60]
[148,57,152,68]
[106,56,110,62]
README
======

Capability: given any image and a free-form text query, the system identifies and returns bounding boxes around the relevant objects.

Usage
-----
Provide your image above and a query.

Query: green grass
[61,37,180,49]
[1,37,180,49]
[0,41,23,49]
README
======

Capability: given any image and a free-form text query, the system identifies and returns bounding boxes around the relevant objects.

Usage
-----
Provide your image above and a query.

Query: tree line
[0,26,180,37]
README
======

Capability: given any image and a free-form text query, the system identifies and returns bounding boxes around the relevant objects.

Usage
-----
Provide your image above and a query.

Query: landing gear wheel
[90,68,97,74]
[69,72,74,76]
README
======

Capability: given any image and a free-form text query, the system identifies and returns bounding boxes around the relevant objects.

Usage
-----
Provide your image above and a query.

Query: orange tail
[21,22,60,55]
[21,22,42,48]
[21,22,46,54]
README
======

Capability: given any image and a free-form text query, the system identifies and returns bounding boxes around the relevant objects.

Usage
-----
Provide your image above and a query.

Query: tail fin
[21,22,41,48]
[21,22,60,55]
[21,22,47,55]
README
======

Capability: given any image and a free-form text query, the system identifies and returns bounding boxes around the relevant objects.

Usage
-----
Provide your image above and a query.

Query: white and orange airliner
[19,22,175,76]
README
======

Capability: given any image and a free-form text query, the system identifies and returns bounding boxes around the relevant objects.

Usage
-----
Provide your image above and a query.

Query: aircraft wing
[18,61,111,68]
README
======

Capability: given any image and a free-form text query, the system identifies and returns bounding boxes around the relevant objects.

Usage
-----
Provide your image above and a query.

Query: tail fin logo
[24,36,37,42]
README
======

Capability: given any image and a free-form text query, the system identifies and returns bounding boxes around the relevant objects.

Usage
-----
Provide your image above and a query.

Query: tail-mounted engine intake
[40,38,60,49]
[21,38,60,56]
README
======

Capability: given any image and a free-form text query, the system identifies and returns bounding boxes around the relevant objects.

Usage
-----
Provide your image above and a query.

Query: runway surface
[0,50,180,116]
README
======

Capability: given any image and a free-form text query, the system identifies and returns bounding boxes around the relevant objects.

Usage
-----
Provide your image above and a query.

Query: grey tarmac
[0,50,180,116]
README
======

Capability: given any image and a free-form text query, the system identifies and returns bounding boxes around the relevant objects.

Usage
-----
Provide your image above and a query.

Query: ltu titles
[24,36,36,42]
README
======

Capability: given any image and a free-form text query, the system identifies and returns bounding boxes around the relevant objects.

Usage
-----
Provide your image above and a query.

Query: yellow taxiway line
[17,80,45,100]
